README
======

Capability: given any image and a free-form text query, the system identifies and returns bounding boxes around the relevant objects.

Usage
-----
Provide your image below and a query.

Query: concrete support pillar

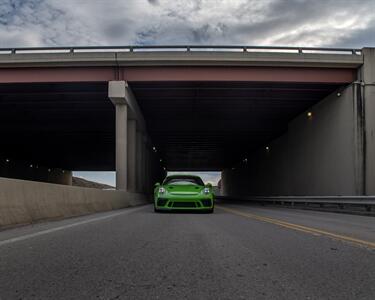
[141,135,146,192]
[115,104,128,190]
[127,120,137,192]
[109,81,128,191]
[136,130,143,192]
[109,80,151,193]
[144,143,149,193]
[58,170,72,185]
[145,144,151,193]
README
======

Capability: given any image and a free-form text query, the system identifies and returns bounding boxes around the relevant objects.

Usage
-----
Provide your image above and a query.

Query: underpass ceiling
[133,81,342,170]
[0,81,343,171]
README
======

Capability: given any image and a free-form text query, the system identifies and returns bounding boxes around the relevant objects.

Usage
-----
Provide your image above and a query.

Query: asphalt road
[0,204,374,300]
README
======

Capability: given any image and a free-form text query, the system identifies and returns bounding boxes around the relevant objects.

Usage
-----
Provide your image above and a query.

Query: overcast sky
[2,0,374,186]
[0,0,374,48]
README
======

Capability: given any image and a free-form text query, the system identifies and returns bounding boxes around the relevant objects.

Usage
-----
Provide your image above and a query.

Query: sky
[1,0,374,186]
[167,171,221,185]
[0,0,374,48]
[73,171,221,187]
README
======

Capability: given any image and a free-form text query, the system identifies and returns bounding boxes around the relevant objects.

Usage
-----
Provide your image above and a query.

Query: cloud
[147,0,159,5]
[0,0,373,48]
[334,19,375,48]
[0,0,98,47]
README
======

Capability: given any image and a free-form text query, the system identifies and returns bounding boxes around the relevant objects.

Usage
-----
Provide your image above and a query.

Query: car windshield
[164,177,204,186]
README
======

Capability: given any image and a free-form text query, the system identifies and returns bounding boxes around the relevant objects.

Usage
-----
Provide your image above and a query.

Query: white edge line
[0,206,147,247]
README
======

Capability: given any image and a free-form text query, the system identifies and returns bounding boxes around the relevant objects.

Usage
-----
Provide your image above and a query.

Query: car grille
[157,198,168,207]
[201,199,212,207]
[172,202,196,208]
[170,192,199,195]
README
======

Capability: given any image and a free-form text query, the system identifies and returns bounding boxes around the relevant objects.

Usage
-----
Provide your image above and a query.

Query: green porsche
[154,174,214,213]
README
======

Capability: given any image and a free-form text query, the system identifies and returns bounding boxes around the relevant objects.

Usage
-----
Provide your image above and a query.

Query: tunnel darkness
[132,81,343,170]
[0,82,113,171]
[0,81,343,171]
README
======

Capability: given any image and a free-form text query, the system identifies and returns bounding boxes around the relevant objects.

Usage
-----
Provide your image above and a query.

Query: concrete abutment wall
[222,47,375,197]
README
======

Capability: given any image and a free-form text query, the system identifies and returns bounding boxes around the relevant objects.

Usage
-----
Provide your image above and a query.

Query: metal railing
[216,195,375,212]
[0,45,362,55]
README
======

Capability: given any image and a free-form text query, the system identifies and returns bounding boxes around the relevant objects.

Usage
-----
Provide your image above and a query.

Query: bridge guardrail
[0,45,362,55]
[215,195,375,212]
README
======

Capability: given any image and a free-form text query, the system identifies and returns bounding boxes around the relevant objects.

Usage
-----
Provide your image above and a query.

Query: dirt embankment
[72,177,114,189]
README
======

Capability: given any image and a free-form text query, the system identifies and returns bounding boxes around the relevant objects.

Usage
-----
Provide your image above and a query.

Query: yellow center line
[217,205,375,250]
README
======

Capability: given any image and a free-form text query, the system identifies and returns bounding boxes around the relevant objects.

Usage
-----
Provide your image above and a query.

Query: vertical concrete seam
[354,80,366,195]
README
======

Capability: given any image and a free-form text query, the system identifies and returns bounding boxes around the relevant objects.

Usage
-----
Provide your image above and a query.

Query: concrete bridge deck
[0,45,364,68]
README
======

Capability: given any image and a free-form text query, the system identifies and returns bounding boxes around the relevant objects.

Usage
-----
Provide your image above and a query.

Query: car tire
[154,206,160,213]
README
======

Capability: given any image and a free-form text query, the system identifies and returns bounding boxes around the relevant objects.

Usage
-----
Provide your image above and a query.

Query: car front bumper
[155,196,214,211]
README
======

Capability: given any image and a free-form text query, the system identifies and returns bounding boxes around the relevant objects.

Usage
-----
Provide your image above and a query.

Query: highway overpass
[0,45,374,197]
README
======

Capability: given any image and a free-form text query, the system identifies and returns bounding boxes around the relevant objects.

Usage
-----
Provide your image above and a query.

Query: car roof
[165,174,202,180]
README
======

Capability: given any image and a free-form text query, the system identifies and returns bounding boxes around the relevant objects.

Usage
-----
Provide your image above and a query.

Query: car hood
[164,185,204,195]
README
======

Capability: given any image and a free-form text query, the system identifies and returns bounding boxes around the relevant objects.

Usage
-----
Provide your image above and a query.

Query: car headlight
[203,187,210,194]
[158,187,166,194]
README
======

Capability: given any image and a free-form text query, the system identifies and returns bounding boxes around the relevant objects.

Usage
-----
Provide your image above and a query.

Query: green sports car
[154,175,214,213]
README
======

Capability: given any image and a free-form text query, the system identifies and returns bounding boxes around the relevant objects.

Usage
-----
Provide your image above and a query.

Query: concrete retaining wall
[0,177,148,228]
[363,48,375,194]
[222,84,362,196]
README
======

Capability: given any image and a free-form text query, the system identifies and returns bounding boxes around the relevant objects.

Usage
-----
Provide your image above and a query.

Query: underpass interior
[132,81,343,171]
[0,80,345,190]
[0,82,113,171]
